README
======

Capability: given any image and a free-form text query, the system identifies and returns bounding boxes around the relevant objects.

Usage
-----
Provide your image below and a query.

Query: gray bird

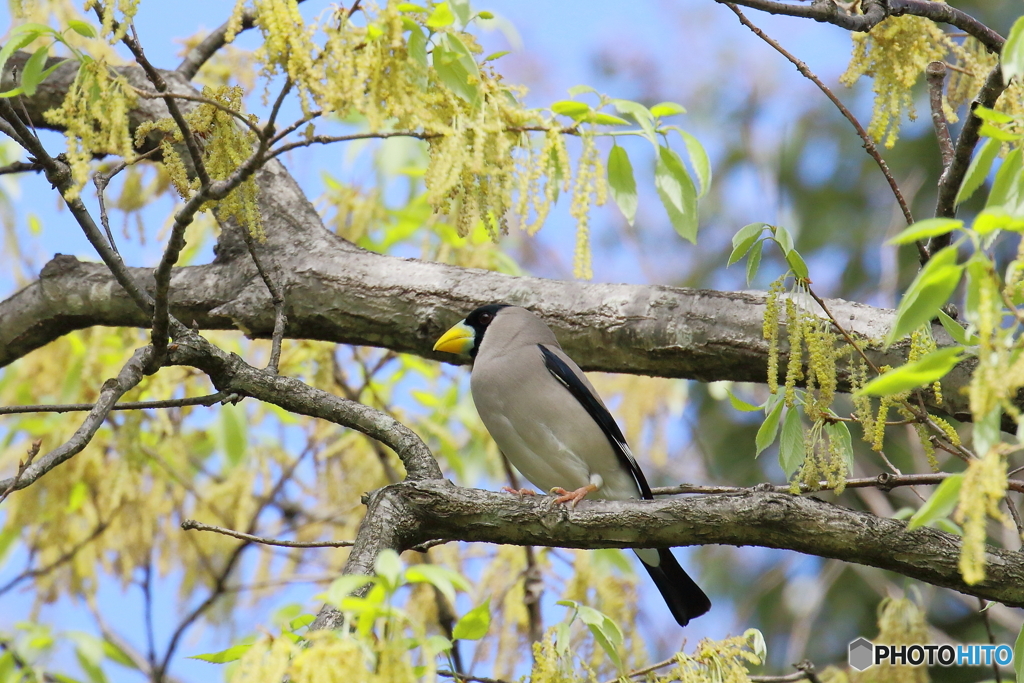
[433,304,711,626]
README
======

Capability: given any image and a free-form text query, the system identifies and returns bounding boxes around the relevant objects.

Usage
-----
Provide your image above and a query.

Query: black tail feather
[637,548,711,627]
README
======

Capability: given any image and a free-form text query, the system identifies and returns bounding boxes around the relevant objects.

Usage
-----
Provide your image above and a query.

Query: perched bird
[433,304,711,626]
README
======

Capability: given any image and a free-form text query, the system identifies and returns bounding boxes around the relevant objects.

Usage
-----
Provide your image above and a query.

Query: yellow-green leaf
[887,218,963,245]
[857,347,965,397]
[607,145,637,226]
[907,474,963,530]
[453,598,491,640]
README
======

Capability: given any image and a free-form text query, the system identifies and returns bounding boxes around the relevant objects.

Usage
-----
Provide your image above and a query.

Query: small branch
[926,61,954,171]
[0,519,111,597]
[178,7,257,79]
[0,346,155,498]
[0,440,40,504]
[438,672,509,683]
[725,4,924,262]
[931,64,1006,252]
[181,519,354,548]
[0,392,231,416]
[237,213,288,372]
[0,160,43,175]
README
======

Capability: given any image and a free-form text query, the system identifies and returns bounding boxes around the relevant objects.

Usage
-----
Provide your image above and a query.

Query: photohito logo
[848,638,1014,671]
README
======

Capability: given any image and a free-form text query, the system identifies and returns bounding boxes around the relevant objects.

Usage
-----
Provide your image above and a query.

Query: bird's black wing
[537,344,653,499]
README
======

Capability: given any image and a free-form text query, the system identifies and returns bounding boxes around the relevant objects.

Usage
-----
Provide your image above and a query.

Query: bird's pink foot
[502,486,537,496]
[550,484,598,507]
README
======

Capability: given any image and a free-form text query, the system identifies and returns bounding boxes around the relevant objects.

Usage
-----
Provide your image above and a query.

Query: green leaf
[977,121,1021,142]
[675,128,711,197]
[857,347,965,397]
[974,106,1014,124]
[75,649,107,683]
[398,3,430,11]
[66,19,96,37]
[1003,18,1024,84]
[779,407,805,478]
[217,402,247,467]
[482,50,509,62]
[66,480,88,513]
[729,222,768,266]
[407,25,427,67]
[907,474,963,530]
[755,397,785,457]
[188,643,254,664]
[728,390,762,412]
[884,244,963,346]
[887,218,964,245]
[0,32,40,87]
[825,421,854,473]
[607,146,637,226]
[426,2,455,28]
[21,44,50,96]
[550,100,591,119]
[936,309,978,345]
[0,524,20,569]
[612,99,655,141]
[585,112,630,125]
[785,249,809,280]
[576,605,624,671]
[567,84,598,97]
[101,640,137,669]
[449,0,471,26]
[772,225,794,255]
[974,406,1002,456]
[973,207,1024,234]
[405,564,471,605]
[956,138,1000,206]
[432,35,479,103]
[655,145,699,242]
[288,614,315,631]
[650,101,686,117]
[374,548,404,591]
[986,147,1024,216]
[320,574,375,607]
[452,598,491,640]
[746,240,763,285]
[1014,618,1024,683]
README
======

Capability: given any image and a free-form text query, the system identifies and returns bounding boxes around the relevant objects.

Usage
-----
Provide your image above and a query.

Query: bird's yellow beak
[433,320,475,355]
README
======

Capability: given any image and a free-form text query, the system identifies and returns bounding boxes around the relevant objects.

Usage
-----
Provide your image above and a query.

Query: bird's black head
[463,304,511,358]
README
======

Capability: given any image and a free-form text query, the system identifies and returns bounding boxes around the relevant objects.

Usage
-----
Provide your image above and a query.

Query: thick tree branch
[309,479,1024,631]
[720,0,1004,53]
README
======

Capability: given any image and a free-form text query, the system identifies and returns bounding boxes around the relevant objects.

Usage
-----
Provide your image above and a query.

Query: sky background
[1,0,1006,681]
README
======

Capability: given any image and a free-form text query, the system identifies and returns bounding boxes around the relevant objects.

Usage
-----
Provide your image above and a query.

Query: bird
[433,304,711,626]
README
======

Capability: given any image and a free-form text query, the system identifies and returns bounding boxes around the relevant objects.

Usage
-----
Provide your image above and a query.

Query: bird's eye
[480,312,492,324]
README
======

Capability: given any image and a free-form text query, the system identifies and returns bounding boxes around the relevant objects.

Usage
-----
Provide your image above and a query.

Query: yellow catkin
[763,278,785,394]
[783,297,804,407]
[955,447,1009,585]
[840,14,956,148]
[853,597,929,683]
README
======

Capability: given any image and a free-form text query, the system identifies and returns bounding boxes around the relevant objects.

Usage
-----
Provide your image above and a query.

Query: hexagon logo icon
[849,637,874,671]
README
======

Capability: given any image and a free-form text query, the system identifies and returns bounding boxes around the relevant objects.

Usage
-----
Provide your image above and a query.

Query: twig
[178,6,258,79]
[926,62,954,171]
[130,86,267,140]
[931,64,1006,253]
[0,440,40,504]
[725,4,924,262]
[652,472,1024,496]
[181,519,355,548]
[438,671,510,683]
[0,97,157,316]
[0,519,111,597]
[0,160,43,175]
[0,347,155,498]
[0,392,231,416]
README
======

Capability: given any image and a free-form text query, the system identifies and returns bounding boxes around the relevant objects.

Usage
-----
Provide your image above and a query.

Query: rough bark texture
[306,480,1024,630]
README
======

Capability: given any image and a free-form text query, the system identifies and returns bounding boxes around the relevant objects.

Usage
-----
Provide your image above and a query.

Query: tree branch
[719,0,1004,53]
[0,346,154,496]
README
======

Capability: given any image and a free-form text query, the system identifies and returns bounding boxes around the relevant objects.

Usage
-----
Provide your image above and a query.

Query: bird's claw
[502,486,537,497]
[549,484,598,508]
